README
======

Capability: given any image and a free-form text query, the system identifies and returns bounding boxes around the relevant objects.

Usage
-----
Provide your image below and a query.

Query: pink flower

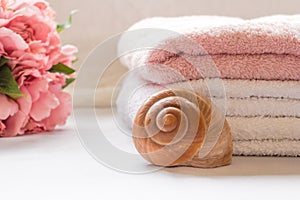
[0,0,64,71]
[13,0,56,19]
[0,0,56,21]
[0,0,77,137]
[2,86,32,137]
[54,45,78,67]
[0,1,56,41]
[0,94,18,121]
[26,89,72,133]
[6,12,54,43]
[24,72,72,134]
[10,50,50,73]
[0,72,73,137]
[0,90,29,137]
[0,121,5,133]
[0,27,27,56]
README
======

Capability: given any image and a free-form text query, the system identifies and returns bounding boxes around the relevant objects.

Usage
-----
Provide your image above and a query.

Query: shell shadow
[161,156,300,176]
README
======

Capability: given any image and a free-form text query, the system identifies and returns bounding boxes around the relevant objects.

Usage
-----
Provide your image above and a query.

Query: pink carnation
[0,0,77,137]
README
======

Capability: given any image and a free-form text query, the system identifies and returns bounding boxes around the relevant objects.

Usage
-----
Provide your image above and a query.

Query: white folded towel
[117,77,300,156]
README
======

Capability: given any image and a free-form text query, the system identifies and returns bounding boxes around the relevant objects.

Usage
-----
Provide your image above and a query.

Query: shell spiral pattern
[133,89,233,168]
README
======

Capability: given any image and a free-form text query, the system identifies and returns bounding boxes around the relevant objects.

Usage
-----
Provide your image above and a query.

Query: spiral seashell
[133,89,232,168]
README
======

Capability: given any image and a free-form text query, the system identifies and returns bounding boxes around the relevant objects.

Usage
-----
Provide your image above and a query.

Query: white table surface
[1,108,300,200]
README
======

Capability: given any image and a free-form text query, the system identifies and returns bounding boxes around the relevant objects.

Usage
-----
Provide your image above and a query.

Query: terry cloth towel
[117,15,300,156]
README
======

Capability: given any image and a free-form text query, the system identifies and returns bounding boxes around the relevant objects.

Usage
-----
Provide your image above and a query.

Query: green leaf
[57,10,78,33]
[49,63,75,75]
[0,57,9,67]
[0,64,25,100]
[63,78,75,89]
[72,58,79,64]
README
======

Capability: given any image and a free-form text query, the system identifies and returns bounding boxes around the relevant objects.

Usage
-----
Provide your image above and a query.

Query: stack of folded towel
[117,15,300,156]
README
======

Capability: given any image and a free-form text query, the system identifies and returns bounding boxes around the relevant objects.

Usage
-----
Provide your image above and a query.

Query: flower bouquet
[0,0,77,137]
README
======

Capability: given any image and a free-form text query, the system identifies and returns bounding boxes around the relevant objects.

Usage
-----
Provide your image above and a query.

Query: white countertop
[1,108,299,200]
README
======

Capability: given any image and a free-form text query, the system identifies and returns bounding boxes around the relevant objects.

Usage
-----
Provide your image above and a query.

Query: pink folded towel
[144,54,300,84]
[117,15,300,157]
[120,15,300,84]
[122,15,300,56]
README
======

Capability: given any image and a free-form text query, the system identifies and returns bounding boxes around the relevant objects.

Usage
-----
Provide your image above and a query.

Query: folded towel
[119,15,300,84]
[117,15,300,157]
[120,80,300,117]
[234,139,300,156]
[228,117,300,141]
[143,54,300,84]
[117,78,300,156]
[169,79,300,99]
[122,53,300,84]
[120,15,300,56]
